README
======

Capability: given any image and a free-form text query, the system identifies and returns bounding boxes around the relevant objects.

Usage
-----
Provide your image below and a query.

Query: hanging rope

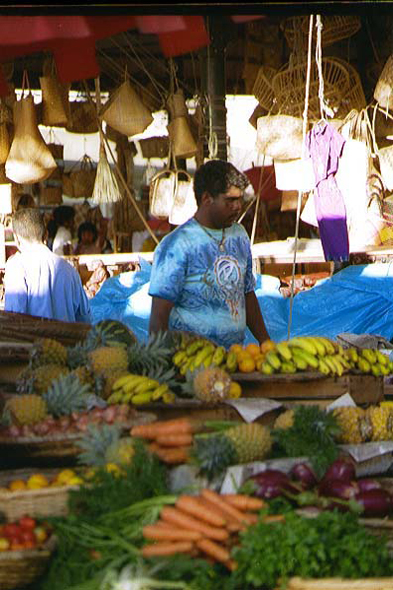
[287,14,315,340]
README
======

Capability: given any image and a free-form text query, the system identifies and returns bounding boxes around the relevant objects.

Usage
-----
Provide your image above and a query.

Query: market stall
[2,7,393,590]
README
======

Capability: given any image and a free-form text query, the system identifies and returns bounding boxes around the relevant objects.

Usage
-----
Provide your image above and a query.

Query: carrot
[147,442,160,454]
[153,418,202,437]
[197,497,245,533]
[223,494,266,512]
[201,489,255,525]
[141,541,194,557]
[176,495,226,528]
[154,446,190,464]
[160,506,229,542]
[143,524,202,542]
[156,433,194,447]
[130,423,164,440]
[196,538,231,565]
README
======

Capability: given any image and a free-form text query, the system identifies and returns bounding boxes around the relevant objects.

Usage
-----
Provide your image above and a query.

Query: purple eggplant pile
[247,457,393,518]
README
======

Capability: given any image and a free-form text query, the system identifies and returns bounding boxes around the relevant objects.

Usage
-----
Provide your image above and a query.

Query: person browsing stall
[4,208,92,323]
[148,159,269,348]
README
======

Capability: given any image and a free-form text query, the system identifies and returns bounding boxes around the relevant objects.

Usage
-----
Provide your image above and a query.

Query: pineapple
[42,373,93,417]
[274,409,295,430]
[128,331,176,375]
[4,394,48,425]
[332,406,372,444]
[105,437,135,466]
[76,423,124,466]
[71,366,95,388]
[193,423,272,480]
[367,406,393,441]
[193,366,232,403]
[18,364,70,395]
[88,346,128,376]
[67,343,89,370]
[30,338,67,367]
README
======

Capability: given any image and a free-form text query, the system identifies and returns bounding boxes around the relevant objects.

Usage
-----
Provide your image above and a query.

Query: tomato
[0,537,10,551]
[19,517,36,530]
[2,524,21,539]
[33,526,48,543]
[20,529,37,546]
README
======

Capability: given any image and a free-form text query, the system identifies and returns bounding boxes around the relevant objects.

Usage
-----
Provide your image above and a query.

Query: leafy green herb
[231,510,393,588]
[272,405,341,478]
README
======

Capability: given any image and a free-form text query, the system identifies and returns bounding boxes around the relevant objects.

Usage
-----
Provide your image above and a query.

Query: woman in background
[47,205,75,255]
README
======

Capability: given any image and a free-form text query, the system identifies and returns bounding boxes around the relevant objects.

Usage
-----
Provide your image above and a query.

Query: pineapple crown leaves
[76,423,123,466]
[66,343,90,369]
[128,330,177,374]
[272,405,341,479]
[42,373,93,418]
[191,433,238,481]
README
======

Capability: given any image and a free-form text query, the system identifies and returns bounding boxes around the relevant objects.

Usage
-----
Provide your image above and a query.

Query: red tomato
[20,529,37,546]
[0,537,10,551]
[33,526,48,543]
[19,517,36,530]
[3,524,21,539]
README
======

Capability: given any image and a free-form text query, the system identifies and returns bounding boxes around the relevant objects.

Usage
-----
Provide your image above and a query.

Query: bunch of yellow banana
[107,372,176,405]
[259,336,351,377]
[172,338,238,376]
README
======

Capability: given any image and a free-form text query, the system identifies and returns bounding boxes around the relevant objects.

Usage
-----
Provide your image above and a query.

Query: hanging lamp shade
[99,79,153,137]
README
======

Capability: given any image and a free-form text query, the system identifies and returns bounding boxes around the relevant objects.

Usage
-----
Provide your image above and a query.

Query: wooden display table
[231,372,384,407]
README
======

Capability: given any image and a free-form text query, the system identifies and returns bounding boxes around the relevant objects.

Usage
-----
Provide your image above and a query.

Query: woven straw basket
[374,55,393,111]
[100,80,153,137]
[256,114,305,160]
[0,468,81,521]
[0,535,56,590]
[331,58,367,117]
[272,57,350,119]
[252,65,277,111]
[282,15,361,50]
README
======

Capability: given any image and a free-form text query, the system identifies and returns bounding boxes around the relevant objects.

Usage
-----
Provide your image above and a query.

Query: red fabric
[158,16,209,57]
[244,166,282,203]
[52,39,100,83]
[230,15,266,24]
[135,15,186,34]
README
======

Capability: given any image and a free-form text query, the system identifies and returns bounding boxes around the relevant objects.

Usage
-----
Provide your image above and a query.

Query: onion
[249,469,300,499]
[323,458,356,482]
[290,463,318,489]
[356,478,382,493]
[355,489,393,518]
[318,478,359,500]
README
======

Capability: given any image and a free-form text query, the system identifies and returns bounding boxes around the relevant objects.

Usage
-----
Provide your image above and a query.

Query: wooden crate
[232,373,384,407]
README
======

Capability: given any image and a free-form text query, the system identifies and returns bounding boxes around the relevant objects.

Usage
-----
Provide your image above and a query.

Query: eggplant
[249,469,300,500]
[290,462,318,489]
[356,478,382,493]
[318,478,359,500]
[323,458,356,482]
[355,489,393,518]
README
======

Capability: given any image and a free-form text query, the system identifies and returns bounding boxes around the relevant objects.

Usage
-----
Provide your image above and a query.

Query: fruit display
[0,469,84,493]
[171,333,238,375]
[0,517,52,551]
[332,402,393,444]
[107,373,177,405]
[131,417,272,477]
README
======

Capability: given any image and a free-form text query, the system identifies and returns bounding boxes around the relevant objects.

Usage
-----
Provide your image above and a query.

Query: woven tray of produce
[0,534,57,590]
[0,467,85,521]
[0,411,155,458]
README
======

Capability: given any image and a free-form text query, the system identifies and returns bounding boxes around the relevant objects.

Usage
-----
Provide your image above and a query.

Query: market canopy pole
[203,16,228,161]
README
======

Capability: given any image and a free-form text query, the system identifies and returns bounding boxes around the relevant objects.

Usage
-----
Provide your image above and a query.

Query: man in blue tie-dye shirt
[148,159,268,348]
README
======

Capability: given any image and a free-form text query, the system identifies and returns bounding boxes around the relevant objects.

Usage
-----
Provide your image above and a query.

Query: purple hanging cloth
[305,121,349,262]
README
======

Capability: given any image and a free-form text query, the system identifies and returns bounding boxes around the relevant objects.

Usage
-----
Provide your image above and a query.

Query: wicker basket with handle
[0,535,56,590]
[0,467,82,521]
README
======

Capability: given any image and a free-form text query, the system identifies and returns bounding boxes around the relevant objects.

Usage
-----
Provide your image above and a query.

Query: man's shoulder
[158,219,196,248]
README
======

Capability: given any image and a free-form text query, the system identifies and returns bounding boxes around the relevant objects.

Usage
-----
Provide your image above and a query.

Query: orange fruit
[8,479,27,492]
[27,474,49,490]
[228,381,242,399]
[238,357,256,373]
[230,343,243,355]
[260,339,276,354]
[236,350,252,362]
[245,343,262,358]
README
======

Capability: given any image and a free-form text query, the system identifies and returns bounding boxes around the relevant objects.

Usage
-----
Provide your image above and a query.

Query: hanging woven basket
[281,15,362,50]
[374,55,393,111]
[99,79,153,137]
[252,65,277,112]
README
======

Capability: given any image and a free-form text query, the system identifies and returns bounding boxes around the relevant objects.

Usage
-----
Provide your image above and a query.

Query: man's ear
[200,191,213,206]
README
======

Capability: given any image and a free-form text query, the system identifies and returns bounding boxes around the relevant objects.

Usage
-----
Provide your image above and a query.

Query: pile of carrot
[131,417,201,465]
[141,488,282,570]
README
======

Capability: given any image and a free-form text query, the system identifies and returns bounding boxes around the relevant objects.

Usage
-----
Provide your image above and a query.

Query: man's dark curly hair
[193,159,250,205]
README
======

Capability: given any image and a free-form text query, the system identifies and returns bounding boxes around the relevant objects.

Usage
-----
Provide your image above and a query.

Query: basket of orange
[0,517,56,590]
[0,467,84,521]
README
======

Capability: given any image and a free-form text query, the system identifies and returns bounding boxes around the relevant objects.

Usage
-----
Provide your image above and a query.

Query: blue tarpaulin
[90,258,393,344]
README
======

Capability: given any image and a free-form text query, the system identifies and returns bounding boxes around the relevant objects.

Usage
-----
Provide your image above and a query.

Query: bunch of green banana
[107,372,176,405]
[259,336,351,377]
[172,338,238,376]
[346,348,393,377]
